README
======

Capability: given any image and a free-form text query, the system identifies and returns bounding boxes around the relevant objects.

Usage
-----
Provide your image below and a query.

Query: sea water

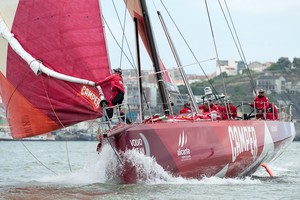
[0,141,299,200]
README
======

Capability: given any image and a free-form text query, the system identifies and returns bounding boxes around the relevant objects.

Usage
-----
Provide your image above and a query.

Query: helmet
[259,88,264,93]
[204,87,212,96]
[219,93,225,99]
[203,98,209,104]
[113,68,122,75]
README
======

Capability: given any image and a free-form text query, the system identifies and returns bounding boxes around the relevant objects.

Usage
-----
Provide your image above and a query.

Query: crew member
[180,103,191,114]
[250,89,269,119]
[228,100,237,119]
[96,68,127,122]
[266,103,278,120]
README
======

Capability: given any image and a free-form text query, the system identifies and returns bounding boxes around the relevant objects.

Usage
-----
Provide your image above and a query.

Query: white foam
[34,144,261,185]
[34,145,117,184]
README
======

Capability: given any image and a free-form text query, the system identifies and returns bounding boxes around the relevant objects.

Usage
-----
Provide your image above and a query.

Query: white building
[256,75,286,94]
[124,77,158,109]
[215,59,238,76]
[248,61,272,72]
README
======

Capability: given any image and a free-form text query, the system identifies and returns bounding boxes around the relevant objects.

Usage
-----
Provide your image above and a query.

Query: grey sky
[102,0,300,75]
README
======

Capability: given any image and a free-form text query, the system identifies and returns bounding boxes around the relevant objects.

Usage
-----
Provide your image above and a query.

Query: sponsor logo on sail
[177,131,191,161]
[228,126,258,162]
[80,86,100,110]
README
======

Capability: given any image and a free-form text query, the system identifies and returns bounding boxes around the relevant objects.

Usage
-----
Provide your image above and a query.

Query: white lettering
[130,139,143,147]
[177,148,191,156]
[133,147,145,154]
[228,126,258,162]
[81,86,100,108]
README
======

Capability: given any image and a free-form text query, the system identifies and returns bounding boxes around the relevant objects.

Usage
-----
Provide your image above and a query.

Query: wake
[33,144,264,185]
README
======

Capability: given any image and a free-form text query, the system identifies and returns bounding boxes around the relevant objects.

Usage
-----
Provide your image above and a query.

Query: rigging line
[151,0,158,11]
[124,1,137,69]
[218,0,256,94]
[85,119,98,132]
[156,8,199,114]
[102,16,136,69]
[158,0,219,97]
[4,69,32,119]
[105,5,149,117]
[101,105,124,165]
[40,71,73,172]
[111,0,135,69]
[222,0,257,95]
[217,0,245,67]
[65,141,72,172]
[122,57,216,81]
[204,0,228,99]
[3,61,70,175]
[20,141,58,175]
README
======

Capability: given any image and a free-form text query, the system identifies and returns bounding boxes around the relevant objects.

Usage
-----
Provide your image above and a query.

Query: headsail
[0,0,111,138]
[125,0,180,95]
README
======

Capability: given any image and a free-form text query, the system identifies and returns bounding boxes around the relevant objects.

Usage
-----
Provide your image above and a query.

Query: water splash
[33,145,117,185]
[99,146,262,185]
[33,144,262,185]
[120,148,176,184]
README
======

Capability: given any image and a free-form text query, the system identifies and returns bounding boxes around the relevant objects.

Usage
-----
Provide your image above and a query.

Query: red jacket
[229,105,237,119]
[266,104,278,120]
[96,73,124,93]
[251,96,269,111]
[180,107,191,114]
[219,105,227,120]
[210,104,219,112]
[219,105,237,120]
[199,103,219,112]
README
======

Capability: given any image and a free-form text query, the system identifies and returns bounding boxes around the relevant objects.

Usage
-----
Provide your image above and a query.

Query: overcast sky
[102,0,300,75]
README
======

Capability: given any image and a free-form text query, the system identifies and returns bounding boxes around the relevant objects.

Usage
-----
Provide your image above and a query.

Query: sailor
[249,89,269,119]
[199,87,213,110]
[222,100,237,119]
[199,99,220,120]
[227,100,237,119]
[199,100,211,119]
[96,68,128,122]
[218,100,236,120]
[180,102,191,114]
[266,103,279,120]
[204,87,213,98]
[208,98,219,112]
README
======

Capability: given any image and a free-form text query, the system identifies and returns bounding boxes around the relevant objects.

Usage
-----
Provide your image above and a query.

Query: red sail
[0,0,111,138]
[125,0,179,94]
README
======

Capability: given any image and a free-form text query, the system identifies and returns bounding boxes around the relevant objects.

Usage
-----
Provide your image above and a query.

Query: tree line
[178,57,300,96]
[269,57,300,71]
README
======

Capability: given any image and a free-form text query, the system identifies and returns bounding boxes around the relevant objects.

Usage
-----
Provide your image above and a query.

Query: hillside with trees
[178,56,300,120]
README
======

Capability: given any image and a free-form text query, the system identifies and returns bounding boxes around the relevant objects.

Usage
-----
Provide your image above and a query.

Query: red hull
[105,120,295,183]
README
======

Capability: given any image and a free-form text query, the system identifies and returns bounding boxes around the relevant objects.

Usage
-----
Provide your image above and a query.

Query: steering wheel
[236,104,255,120]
